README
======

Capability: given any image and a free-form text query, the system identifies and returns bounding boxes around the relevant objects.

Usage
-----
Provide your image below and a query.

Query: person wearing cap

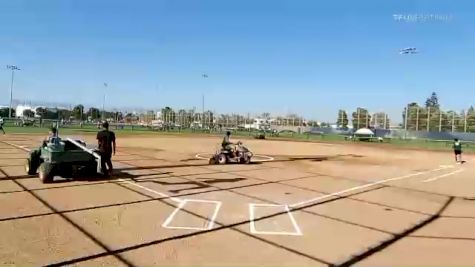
[47,127,58,141]
[38,127,59,149]
[96,121,116,176]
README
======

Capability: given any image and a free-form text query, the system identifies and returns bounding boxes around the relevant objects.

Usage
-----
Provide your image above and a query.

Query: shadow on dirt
[116,162,263,171]
[273,154,364,163]
[2,153,363,183]
[109,168,248,194]
[286,156,329,162]
[154,177,247,194]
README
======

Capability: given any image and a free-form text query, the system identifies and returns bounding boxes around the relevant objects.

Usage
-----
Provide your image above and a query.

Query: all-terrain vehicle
[209,141,253,164]
[25,137,102,183]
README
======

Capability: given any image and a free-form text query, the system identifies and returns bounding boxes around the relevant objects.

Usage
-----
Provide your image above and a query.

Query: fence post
[452,111,455,132]
[439,111,442,132]
[374,113,378,128]
[427,107,430,132]
[357,109,360,129]
[416,107,419,131]
[464,110,467,133]
[404,105,408,133]
[365,112,368,128]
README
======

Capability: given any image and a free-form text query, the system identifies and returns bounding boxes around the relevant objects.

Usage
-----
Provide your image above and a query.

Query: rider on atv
[42,127,59,146]
[222,131,235,155]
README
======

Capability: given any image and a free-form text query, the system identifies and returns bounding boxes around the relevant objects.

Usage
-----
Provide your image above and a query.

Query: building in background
[15,105,34,118]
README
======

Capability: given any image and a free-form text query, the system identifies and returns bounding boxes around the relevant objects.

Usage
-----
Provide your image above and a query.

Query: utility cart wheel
[25,150,41,175]
[38,162,55,183]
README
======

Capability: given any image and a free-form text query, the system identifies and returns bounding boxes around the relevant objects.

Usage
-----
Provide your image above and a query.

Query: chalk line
[290,166,451,208]
[162,199,222,230]
[117,178,182,203]
[2,141,31,152]
[422,168,465,183]
[249,203,302,236]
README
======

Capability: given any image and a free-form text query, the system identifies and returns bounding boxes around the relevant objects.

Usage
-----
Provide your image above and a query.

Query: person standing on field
[97,121,116,176]
[453,138,463,163]
[0,118,5,134]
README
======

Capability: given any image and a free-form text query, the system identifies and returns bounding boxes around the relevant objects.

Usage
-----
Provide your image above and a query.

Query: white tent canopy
[354,128,374,136]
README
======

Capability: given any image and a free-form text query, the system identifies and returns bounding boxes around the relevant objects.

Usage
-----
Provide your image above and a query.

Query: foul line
[290,166,451,208]
[422,168,465,183]
[1,141,31,152]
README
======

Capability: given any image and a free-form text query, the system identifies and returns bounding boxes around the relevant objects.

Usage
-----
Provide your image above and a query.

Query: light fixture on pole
[6,65,20,119]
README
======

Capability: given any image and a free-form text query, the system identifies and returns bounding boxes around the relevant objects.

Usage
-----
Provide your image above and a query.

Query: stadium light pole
[6,65,20,119]
[404,104,408,139]
[202,74,208,128]
[427,107,431,132]
[102,82,108,121]
[464,110,468,133]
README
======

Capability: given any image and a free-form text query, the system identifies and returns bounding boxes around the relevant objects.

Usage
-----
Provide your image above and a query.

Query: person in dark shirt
[49,126,57,139]
[97,121,116,176]
[221,131,234,153]
[453,138,463,164]
[41,127,58,146]
[0,118,5,134]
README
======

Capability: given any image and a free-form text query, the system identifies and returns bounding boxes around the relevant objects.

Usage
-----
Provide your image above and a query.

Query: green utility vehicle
[25,137,102,183]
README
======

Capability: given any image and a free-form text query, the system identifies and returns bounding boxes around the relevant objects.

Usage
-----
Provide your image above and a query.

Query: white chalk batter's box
[162,199,222,230]
[249,203,302,236]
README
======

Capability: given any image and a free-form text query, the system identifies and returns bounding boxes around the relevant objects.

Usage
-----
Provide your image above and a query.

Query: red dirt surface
[1,134,474,266]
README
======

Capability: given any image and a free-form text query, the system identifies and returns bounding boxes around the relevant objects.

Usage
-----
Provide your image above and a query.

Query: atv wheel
[38,163,55,183]
[209,157,217,165]
[244,156,251,164]
[217,154,228,164]
[239,154,251,164]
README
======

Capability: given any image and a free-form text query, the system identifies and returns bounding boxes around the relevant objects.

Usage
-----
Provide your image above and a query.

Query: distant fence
[389,129,475,142]
[0,118,148,131]
[304,127,475,142]
[4,117,475,142]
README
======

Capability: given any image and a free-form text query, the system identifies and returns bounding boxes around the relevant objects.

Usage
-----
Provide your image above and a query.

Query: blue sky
[0,0,474,122]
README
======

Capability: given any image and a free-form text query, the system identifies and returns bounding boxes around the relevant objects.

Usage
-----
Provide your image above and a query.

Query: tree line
[402,92,475,132]
[336,109,390,130]
[0,105,123,121]
[335,92,475,133]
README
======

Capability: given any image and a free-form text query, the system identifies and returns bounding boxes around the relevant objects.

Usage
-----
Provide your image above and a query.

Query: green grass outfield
[2,125,474,153]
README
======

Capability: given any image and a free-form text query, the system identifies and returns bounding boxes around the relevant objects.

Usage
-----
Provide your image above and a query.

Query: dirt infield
[0,133,474,266]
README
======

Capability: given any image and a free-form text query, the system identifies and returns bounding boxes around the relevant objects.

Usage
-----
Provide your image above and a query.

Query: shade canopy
[354,128,374,135]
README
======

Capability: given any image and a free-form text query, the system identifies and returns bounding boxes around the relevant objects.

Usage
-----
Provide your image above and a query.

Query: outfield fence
[3,105,475,143]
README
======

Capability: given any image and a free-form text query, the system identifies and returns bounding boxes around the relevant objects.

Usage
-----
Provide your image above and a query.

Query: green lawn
[3,125,473,153]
